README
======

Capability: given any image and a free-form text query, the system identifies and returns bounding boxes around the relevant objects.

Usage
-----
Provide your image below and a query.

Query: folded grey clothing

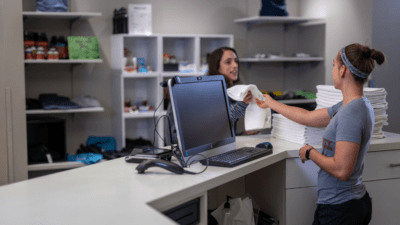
[39,94,81,110]
[71,95,101,107]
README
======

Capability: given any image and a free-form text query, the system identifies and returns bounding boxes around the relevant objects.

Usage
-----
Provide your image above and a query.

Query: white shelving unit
[161,72,205,78]
[26,107,104,115]
[122,72,159,78]
[111,34,233,150]
[278,99,316,104]
[23,11,103,174]
[22,12,102,20]
[235,16,325,106]
[240,57,324,63]
[123,112,158,119]
[24,59,103,64]
[234,16,325,30]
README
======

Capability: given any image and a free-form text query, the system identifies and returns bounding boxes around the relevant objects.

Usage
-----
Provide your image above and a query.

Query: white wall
[298,0,373,85]
[371,0,400,134]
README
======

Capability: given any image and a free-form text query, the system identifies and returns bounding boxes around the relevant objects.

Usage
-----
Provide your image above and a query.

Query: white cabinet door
[285,187,318,225]
[364,178,400,225]
[363,149,400,181]
[286,158,319,188]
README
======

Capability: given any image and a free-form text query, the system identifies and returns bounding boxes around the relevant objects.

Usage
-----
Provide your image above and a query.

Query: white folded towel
[227,85,272,131]
[316,85,387,96]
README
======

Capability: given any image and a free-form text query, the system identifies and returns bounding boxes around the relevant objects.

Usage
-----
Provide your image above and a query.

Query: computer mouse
[256,142,273,150]
[136,159,184,174]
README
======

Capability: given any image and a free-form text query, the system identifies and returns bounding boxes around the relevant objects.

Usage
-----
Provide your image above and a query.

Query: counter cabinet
[236,148,400,225]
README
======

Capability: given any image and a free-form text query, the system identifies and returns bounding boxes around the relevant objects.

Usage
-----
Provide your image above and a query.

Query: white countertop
[1,133,399,225]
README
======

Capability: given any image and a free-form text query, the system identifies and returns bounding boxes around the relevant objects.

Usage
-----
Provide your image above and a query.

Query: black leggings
[313,191,372,225]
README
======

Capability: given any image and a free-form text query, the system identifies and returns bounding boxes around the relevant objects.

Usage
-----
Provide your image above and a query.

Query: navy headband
[340,48,370,79]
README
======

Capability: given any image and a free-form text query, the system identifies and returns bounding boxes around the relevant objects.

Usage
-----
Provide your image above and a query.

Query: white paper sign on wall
[128,4,152,35]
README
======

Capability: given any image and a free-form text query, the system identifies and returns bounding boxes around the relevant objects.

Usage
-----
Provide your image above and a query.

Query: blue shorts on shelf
[67,153,103,165]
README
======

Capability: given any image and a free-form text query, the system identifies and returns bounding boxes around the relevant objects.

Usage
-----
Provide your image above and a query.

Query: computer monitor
[168,75,236,166]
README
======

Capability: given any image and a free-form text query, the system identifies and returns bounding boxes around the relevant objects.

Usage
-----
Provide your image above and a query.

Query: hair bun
[371,49,385,65]
[362,46,372,58]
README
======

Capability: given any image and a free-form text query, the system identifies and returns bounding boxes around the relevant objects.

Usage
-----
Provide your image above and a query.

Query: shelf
[22,12,102,20]
[161,72,205,77]
[113,33,159,38]
[26,107,104,114]
[234,16,325,29]
[122,72,159,78]
[240,57,324,62]
[27,161,86,171]
[124,111,158,119]
[23,10,104,178]
[112,34,234,150]
[278,99,316,104]
[24,59,103,64]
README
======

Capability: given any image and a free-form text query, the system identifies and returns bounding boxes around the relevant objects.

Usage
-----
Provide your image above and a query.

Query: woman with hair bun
[255,43,385,224]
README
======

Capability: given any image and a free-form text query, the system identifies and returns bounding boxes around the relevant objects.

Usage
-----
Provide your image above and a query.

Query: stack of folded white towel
[315,85,388,139]
[271,114,325,146]
[271,85,388,145]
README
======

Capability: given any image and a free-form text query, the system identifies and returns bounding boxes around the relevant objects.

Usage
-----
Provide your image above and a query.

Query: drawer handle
[390,163,400,167]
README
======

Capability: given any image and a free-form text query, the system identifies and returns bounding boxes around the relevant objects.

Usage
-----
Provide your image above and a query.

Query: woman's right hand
[242,91,253,104]
[255,94,273,109]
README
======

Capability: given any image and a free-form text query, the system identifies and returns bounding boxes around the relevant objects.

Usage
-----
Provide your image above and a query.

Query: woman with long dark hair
[207,47,259,136]
[166,47,259,145]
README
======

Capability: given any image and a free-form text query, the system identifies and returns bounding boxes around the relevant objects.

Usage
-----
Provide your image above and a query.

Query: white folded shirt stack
[271,85,388,145]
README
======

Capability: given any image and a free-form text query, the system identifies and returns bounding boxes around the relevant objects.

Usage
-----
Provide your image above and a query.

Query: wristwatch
[305,147,315,160]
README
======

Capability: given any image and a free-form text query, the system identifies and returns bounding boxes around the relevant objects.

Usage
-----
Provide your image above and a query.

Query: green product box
[68,36,101,60]
[296,91,317,99]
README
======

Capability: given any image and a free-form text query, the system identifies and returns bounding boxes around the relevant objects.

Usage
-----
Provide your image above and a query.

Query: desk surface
[1,133,399,225]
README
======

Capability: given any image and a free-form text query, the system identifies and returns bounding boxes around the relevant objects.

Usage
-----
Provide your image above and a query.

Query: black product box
[27,116,66,164]
[163,63,179,71]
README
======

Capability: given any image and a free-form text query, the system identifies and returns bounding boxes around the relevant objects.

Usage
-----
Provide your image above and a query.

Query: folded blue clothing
[36,0,68,12]
[66,153,103,165]
[40,95,82,110]
[87,136,116,152]
[260,0,289,16]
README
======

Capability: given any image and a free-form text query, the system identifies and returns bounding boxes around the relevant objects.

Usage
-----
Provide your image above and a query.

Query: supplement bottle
[25,48,33,60]
[36,50,45,60]
[57,36,67,59]
[24,32,35,55]
[36,33,49,59]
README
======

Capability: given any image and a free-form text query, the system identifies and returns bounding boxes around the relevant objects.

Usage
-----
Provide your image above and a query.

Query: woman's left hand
[299,145,313,163]
[243,91,253,104]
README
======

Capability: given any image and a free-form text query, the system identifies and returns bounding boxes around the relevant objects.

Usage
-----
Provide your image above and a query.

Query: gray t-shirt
[317,97,374,205]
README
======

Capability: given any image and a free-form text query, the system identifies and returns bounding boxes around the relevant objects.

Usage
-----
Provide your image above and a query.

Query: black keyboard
[200,147,273,168]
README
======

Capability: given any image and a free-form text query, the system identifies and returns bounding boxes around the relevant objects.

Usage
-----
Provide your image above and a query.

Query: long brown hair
[208,47,240,88]
[338,43,385,84]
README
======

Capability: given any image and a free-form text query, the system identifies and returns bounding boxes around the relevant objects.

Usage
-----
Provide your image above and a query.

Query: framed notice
[68,36,101,60]
[128,4,152,35]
